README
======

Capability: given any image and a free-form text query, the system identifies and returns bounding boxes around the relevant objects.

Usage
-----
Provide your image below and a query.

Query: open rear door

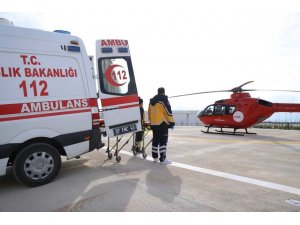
[96,39,142,137]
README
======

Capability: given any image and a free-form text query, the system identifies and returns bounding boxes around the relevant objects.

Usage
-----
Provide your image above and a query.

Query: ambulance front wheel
[13,143,61,187]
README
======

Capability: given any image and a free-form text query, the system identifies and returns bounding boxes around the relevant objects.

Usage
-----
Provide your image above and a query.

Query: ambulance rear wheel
[13,143,61,187]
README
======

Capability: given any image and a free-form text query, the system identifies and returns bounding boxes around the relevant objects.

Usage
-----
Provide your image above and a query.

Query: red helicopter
[170,81,300,135]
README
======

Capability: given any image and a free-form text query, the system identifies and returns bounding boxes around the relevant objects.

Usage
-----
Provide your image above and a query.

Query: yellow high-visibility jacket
[148,94,175,127]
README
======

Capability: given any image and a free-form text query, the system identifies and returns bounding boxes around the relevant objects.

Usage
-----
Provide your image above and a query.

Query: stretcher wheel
[108,152,113,159]
[133,150,137,156]
[142,153,147,159]
[116,155,121,162]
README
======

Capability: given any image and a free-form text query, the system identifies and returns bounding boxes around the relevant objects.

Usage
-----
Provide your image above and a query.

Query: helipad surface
[0,127,300,211]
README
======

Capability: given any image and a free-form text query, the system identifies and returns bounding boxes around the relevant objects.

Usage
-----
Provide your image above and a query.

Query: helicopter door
[96,39,141,137]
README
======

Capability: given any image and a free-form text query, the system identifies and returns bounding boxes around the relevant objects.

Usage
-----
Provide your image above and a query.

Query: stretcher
[100,120,152,162]
[131,122,153,159]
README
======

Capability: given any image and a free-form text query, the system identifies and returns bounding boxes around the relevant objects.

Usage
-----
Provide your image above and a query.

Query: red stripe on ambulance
[118,104,140,110]
[0,109,90,122]
[0,99,90,115]
[101,95,138,107]
[0,98,98,122]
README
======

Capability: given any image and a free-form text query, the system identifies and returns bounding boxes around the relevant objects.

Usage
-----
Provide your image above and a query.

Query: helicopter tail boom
[272,103,300,113]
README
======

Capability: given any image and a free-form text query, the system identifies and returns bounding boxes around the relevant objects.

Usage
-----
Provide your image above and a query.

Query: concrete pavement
[0,127,299,211]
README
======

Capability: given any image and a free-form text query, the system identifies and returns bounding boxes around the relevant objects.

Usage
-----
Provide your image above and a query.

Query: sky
[1,1,300,121]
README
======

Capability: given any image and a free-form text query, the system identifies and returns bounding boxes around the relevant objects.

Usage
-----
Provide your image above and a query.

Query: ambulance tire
[13,143,61,187]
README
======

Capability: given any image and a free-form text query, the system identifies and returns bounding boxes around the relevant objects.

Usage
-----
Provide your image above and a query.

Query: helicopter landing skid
[215,129,257,136]
[201,129,244,136]
[201,127,256,136]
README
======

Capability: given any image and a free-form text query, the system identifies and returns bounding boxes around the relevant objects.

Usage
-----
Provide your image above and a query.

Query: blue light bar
[67,46,81,52]
[118,47,128,53]
[101,47,113,53]
[54,30,71,34]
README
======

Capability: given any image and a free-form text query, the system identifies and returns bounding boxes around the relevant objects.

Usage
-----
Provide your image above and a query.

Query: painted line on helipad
[170,136,300,145]
[120,150,300,196]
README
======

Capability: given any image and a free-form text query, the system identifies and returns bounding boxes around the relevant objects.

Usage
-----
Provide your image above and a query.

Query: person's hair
[139,97,143,104]
[157,87,165,95]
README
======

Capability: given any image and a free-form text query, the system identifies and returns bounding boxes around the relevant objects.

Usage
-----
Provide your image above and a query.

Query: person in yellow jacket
[148,87,175,164]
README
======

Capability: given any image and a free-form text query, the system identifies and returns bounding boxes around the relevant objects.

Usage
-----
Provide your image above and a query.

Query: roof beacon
[53,30,71,34]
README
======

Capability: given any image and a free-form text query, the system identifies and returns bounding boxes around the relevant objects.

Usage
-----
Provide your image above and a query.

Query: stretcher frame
[102,124,152,162]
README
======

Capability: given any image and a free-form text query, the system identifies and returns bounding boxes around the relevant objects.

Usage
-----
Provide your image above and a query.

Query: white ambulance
[0,18,141,186]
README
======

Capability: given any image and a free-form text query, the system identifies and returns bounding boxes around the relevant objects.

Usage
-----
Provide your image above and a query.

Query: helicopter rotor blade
[169,90,232,98]
[231,81,254,93]
[243,89,300,93]
[238,81,254,88]
[169,80,300,99]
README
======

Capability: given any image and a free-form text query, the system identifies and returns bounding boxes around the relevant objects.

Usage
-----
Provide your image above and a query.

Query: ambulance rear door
[96,39,141,137]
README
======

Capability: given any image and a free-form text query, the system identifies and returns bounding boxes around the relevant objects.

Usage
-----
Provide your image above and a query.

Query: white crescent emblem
[233,111,244,122]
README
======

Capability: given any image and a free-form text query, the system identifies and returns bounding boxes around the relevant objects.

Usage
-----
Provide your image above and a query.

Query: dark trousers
[134,131,144,150]
[135,131,144,142]
[152,124,168,162]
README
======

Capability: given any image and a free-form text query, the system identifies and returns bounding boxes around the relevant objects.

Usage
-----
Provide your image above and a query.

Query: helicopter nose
[197,110,204,117]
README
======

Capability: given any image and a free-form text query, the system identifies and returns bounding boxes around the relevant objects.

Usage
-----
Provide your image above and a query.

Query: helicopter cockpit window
[214,105,226,115]
[203,105,214,116]
[228,106,236,114]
